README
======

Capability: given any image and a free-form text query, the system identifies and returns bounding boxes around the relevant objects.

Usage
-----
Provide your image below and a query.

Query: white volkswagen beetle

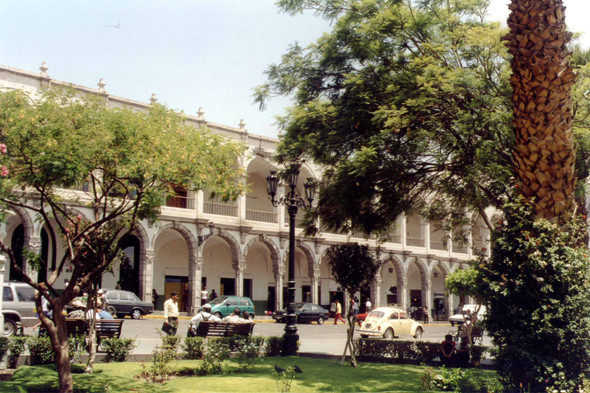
[358,306,424,339]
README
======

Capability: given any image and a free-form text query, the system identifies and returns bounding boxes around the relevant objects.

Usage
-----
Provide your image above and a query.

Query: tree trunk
[51,311,74,393]
[505,0,577,226]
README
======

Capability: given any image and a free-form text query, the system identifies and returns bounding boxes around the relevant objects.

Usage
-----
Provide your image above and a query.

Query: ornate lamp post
[266,164,316,355]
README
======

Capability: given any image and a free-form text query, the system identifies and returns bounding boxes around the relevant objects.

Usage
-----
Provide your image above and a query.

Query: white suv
[3,281,39,336]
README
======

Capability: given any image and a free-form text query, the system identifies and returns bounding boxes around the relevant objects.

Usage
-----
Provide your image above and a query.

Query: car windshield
[368,310,385,319]
[293,303,305,311]
[208,296,228,305]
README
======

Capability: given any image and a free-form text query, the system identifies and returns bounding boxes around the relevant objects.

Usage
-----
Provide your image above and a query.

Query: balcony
[246,209,278,223]
[430,241,447,251]
[204,202,238,217]
[166,196,195,209]
[406,237,425,247]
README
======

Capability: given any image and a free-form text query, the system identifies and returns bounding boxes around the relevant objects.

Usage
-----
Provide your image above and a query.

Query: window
[106,292,119,301]
[239,298,252,306]
[16,286,36,302]
[400,312,408,319]
[125,293,135,301]
[3,287,14,302]
[389,313,399,320]
[226,298,237,306]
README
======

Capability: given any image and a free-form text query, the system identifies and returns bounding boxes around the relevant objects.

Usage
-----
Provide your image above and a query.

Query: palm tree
[505,0,577,226]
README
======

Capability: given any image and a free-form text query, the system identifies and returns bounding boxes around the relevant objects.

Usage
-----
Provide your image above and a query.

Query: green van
[206,296,255,318]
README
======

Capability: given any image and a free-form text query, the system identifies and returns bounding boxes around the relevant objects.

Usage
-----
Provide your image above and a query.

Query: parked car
[3,281,39,336]
[358,306,424,339]
[273,303,329,325]
[102,289,154,319]
[204,296,255,319]
[356,312,368,326]
[449,304,486,326]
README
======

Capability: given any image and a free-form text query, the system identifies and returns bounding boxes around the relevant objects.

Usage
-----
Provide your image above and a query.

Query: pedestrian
[201,286,208,305]
[188,303,221,336]
[423,305,429,324]
[115,281,122,290]
[152,288,159,309]
[209,289,218,301]
[365,298,372,313]
[351,298,359,318]
[330,299,336,318]
[163,291,179,335]
[333,299,345,324]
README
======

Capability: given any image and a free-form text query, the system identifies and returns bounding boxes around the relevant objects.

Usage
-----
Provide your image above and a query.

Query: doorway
[220,278,235,296]
[164,276,188,313]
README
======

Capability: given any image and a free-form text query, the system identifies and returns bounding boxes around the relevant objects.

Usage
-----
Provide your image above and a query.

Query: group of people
[200,286,218,305]
[329,297,371,325]
[161,291,250,336]
[440,334,470,368]
[66,289,114,320]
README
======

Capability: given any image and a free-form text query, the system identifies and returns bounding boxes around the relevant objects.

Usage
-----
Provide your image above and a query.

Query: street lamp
[198,222,215,246]
[266,163,316,355]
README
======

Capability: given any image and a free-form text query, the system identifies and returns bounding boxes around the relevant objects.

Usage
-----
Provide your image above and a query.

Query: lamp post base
[283,312,299,356]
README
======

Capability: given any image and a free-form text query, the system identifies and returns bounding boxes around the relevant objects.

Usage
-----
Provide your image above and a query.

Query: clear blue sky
[1,0,589,139]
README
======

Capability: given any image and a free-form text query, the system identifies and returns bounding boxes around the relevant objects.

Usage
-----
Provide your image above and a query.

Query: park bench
[449,323,484,344]
[65,319,125,351]
[195,321,254,337]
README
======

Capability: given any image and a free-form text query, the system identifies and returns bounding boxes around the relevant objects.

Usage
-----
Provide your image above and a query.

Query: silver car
[3,281,39,336]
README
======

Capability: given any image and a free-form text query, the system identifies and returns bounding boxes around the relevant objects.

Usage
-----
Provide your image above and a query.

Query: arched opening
[115,234,140,294]
[9,224,24,282]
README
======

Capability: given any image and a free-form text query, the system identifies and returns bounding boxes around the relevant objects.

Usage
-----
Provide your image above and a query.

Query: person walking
[365,298,372,313]
[333,299,346,325]
[423,305,429,324]
[163,291,179,335]
[152,288,160,309]
[351,297,359,318]
[201,286,209,305]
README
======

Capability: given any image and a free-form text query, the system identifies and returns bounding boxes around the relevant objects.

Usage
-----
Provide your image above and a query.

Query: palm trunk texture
[505,0,577,226]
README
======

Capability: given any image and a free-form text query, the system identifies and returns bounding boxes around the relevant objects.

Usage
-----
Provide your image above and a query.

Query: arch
[243,234,280,268]
[152,222,198,261]
[378,254,404,307]
[282,240,316,277]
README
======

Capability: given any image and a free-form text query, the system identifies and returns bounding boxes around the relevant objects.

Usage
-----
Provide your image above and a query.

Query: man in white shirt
[366,299,372,312]
[222,307,244,323]
[163,291,179,335]
[188,304,221,336]
[201,286,209,305]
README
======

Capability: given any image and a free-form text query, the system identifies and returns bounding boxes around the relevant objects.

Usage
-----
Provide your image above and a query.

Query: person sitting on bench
[223,307,244,323]
[188,304,221,337]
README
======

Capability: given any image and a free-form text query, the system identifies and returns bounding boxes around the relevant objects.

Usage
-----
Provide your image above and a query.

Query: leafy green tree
[476,199,590,391]
[255,0,515,237]
[325,242,379,366]
[444,267,484,344]
[0,89,245,393]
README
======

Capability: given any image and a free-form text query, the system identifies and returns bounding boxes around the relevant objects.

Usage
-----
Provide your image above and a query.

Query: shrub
[235,339,263,372]
[68,334,87,363]
[434,367,473,391]
[355,339,422,364]
[0,337,8,363]
[136,344,177,383]
[183,337,205,360]
[27,336,54,366]
[265,336,283,357]
[161,334,181,352]
[7,336,27,368]
[196,339,230,376]
[478,199,590,391]
[101,338,137,363]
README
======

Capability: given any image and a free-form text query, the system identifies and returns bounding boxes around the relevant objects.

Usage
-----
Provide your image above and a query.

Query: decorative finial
[39,62,49,76]
[97,78,106,92]
[239,119,246,130]
[150,93,158,103]
[197,107,205,120]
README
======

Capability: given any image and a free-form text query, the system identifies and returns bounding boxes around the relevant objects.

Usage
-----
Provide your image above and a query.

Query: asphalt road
[113,316,493,356]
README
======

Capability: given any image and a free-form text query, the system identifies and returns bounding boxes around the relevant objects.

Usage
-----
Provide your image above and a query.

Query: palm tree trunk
[505,0,577,226]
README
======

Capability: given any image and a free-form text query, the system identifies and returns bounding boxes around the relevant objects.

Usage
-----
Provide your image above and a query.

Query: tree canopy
[0,88,245,392]
[255,0,590,238]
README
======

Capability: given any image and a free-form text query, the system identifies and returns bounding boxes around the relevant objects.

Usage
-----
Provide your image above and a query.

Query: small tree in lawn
[445,267,484,345]
[326,242,379,366]
[0,89,245,393]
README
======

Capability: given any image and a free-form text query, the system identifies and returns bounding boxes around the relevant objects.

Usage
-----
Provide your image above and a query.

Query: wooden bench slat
[195,321,254,338]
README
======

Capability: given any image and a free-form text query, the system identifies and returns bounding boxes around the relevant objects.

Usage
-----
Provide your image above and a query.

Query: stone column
[424,219,431,253]
[401,213,407,249]
[277,185,286,228]
[189,255,203,314]
[373,275,382,308]
[0,254,5,344]
[139,249,155,303]
[401,278,408,310]
[196,190,205,216]
[426,279,433,314]
[274,265,285,311]
[26,236,42,282]
[311,269,320,304]
[234,261,245,296]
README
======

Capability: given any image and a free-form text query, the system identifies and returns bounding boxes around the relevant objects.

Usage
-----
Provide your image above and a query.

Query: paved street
[111,316,493,356]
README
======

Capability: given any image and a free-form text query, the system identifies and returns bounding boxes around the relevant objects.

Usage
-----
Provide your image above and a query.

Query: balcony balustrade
[204,202,238,217]
[166,195,195,209]
[246,209,278,223]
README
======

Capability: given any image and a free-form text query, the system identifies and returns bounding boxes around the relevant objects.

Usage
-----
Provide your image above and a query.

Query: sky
[1,0,589,140]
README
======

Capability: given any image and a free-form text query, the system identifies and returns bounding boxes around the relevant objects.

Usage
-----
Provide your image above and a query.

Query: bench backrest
[65,318,124,339]
[196,321,254,337]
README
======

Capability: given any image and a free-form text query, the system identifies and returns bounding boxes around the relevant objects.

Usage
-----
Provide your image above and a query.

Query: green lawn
[0,357,497,392]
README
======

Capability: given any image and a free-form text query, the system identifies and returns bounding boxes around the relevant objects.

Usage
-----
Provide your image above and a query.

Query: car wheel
[214,312,222,319]
[318,316,325,325]
[361,334,368,339]
[383,328,394,339]
[414,327,423,339]
[131,309,142,320]
[3,318,17,337]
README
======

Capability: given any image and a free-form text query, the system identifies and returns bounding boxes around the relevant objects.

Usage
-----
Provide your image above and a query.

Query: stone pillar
[0,254,5,343]
[26,236,42,282]
[235,261,245,296]
[481,228,491,256]
[189,255,203,314]
[277,185,286,229]
[424,219,431,253]
[196,190,205,215]
[426,279,433,315]
[401,278,408,310]
[311,269,320,304]
[401,213,407,249]
[274,265,285,311]
[139,249,155,303]
[373,275,382,308]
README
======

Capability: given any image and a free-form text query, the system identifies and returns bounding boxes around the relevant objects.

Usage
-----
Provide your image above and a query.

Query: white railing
[430,241,447,251]
[407,237,425,247]
[246,209,278,223]
[204,202,238,217]
[390,234,402,244]
[453,245,468,254]
[166,196,195,209]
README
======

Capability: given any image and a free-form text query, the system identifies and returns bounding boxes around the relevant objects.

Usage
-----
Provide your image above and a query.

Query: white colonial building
[0,63,494,319]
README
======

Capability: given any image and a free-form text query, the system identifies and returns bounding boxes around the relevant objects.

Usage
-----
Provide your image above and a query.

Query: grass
[0,357,497,392]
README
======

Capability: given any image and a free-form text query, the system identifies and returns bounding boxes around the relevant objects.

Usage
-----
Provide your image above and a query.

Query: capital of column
[402,278,408,287]
[145,250,155,265]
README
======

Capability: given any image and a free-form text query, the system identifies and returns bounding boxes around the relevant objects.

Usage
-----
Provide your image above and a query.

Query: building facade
[0,63,494,319]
